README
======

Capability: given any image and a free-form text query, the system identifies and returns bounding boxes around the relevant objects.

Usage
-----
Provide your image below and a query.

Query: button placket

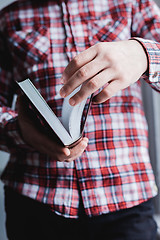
[61,2,78,61]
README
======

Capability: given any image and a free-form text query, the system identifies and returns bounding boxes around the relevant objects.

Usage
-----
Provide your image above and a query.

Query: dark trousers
[5,186,157,240]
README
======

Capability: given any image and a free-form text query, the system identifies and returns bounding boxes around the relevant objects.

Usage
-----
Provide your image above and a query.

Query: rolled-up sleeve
[0,15,30,153]
[131,0,160,91]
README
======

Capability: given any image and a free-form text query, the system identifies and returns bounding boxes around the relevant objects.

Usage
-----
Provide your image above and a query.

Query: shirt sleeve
[131,0,160,91]
[0,21,30,153]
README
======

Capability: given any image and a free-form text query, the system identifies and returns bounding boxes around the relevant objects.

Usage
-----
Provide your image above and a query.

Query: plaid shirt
[0,0,160,218]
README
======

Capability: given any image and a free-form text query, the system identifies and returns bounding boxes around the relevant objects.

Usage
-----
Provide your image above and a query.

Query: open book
[17,78,92,147]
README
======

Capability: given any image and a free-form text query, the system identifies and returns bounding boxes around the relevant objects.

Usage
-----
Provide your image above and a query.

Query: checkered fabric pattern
[0,0,160,218]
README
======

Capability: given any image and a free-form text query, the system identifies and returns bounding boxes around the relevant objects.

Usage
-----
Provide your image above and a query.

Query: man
[0,0,160,239]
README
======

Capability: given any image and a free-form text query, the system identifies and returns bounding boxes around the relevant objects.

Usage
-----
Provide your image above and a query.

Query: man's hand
[17,96,88,162]
[60,40,148,105]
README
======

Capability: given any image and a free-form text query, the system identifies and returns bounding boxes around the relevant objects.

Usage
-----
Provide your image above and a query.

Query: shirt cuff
[4,116,34,152]
[131,37,160,86]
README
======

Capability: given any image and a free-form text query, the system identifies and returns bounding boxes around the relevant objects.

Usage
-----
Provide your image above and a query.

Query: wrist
[129,39,148,74]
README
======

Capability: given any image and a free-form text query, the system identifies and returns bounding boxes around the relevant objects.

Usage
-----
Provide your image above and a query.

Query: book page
[61,86,89,140]
[69,99,87,139]
[61,86,81,136]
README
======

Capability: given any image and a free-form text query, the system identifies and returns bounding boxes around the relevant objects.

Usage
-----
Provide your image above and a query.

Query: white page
[61,85,87,138]
[61,86,81,134]
[69,98,87,139]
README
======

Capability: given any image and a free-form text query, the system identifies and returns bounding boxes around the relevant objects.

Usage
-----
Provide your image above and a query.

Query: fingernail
[83,142,88,148]
[69,98,76,106]
[61,78,64,84]
[84,138,89,144]
[61,76,66,84]
[60,88,66,98]
[65,148,70,156]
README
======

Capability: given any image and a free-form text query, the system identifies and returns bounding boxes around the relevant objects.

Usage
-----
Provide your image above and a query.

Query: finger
[60,56,109,98]
[93,79,123,103]
[31,135,71,159]
[61,45,97,83]
[41,144,70,160]
[68,68,115,106]
[69,137,88,156]
[64,137,88,162]
[35,133,71,157]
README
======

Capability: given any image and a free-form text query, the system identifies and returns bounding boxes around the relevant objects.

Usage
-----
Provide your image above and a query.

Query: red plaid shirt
[0,0,160,218]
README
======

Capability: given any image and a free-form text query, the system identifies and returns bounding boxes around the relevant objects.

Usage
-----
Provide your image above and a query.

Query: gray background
[0,0,160,239]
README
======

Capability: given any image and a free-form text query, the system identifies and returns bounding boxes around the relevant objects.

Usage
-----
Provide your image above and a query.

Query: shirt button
[26,32,32,37]
[107,21,112,26]
[103,206,108,211]
[152,72,158,78]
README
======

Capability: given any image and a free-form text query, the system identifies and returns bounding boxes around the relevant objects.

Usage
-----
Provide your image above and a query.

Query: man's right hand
[17,96,88,162]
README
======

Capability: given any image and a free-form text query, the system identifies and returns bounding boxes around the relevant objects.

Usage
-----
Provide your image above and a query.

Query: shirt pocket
[87,16,130,45]
[7,25,50,67]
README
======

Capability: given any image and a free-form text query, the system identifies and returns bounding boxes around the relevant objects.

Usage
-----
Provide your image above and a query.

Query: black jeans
[5,186,157,240]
